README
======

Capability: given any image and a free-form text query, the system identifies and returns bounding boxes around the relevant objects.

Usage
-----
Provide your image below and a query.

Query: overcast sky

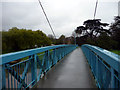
[2,0,119,37]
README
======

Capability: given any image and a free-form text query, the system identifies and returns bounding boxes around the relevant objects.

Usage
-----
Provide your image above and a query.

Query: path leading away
[34,48,96,88]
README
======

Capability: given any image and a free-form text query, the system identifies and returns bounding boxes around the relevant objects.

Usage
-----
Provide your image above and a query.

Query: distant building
[118,1,120,16]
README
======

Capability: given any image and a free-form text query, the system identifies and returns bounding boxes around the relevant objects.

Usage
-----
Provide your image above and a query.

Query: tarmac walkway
[34,48,96,88]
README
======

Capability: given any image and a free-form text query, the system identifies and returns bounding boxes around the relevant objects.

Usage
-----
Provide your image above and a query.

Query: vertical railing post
[118,73,120,88]
[90,51,91,66]
[118,61,120,88]
[2,65,6,89]
[53,49,56,65]
[31,54,37,85]
[56,48,58,62]
[66,46,68,54]
[96,56,99,85]
[0,65,2,90]
[61,47,62,57]
[65,46,67,55]
[63,46,65,56]
[62,47,64,58]
[87,49,89,59]
[60,48,61,60]
[111,68,115,88]
[61,47,62,58]
[96,56,98,77]
[59,48,61,60]
[0,54,2,90]
[64,47,66,56]
[58,48,60,61]
[45,50,49,71]
[91,52,93,70]
[60,47,62,58]
[61,47,64,59]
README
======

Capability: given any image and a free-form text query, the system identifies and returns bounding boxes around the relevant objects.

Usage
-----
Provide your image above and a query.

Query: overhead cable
[38,0,56,39]
[94,0,98,19]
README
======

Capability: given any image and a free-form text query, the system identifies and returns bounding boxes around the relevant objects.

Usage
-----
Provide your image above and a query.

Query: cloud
[2,0,118,37]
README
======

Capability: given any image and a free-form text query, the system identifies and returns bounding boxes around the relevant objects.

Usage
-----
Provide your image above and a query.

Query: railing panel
[81,44,120,88]
[0,44,77,89]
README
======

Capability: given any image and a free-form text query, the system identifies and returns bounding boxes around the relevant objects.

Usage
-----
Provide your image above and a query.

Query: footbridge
[0,44,120,89]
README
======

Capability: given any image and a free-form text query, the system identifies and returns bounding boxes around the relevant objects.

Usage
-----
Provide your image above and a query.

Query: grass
[10,49,54,64]
[110,50,120,55]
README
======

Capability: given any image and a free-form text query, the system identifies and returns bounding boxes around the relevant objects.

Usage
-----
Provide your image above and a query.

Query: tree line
[2,27,52,54]
[2,27,74,54]
[73,16,120,50]
[2,16,120,54]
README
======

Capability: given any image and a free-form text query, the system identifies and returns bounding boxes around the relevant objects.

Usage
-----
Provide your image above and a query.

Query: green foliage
[74,17,119,50]
[110,50,120,55]
[2,27,51,54]
[75,19,109,39]
[86,38,96,45]
[110,16,120,50]
[48,34,56,44]
[56,35,65,44]
[95,33,118,50]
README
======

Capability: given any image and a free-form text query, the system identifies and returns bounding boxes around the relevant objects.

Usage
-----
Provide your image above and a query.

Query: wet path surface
[34,48,97,88]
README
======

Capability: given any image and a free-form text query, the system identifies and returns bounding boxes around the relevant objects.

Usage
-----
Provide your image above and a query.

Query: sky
[1,0,119,38]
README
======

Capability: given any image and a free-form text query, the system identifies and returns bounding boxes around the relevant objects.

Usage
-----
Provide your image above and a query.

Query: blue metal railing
[81,44,120,88]
[0,44,77,89]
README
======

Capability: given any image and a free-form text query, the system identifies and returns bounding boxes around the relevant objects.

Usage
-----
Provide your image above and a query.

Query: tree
[95,32,118,50]
[48,34,56,44]
[75,26,86,37]
[83,19,109,39]
[110,16,120,50]
[56,35,65,44]
[2,27,52,54]
[75,19,109,38]
[74,19,109,46]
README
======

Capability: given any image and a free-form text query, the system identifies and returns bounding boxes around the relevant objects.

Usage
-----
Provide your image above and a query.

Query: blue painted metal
[31,54,37,86]
[18,61,30,88]
[111,68,115,88]
[0,44,77,89]
[0,45,75,65]
[2,65,6,89]
[5,64,28,88]
[81,44,120,88]
[53,49,56,65]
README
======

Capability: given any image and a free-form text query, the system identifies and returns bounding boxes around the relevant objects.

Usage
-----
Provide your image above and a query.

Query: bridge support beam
[0,65,2,90]
[95,56,98,82]
[111,68,115,88]
[45,50,49,72]
[53,49,56,65]
[2,65,6,89]
[31,55,37,86]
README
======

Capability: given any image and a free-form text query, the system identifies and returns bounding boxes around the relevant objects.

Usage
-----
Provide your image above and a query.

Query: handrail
[0,44,77,89]
[0,45,75,65]
[81,44,120,88]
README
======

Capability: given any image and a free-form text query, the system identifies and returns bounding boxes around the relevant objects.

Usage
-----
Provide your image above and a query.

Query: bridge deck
[34,48,97,88]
